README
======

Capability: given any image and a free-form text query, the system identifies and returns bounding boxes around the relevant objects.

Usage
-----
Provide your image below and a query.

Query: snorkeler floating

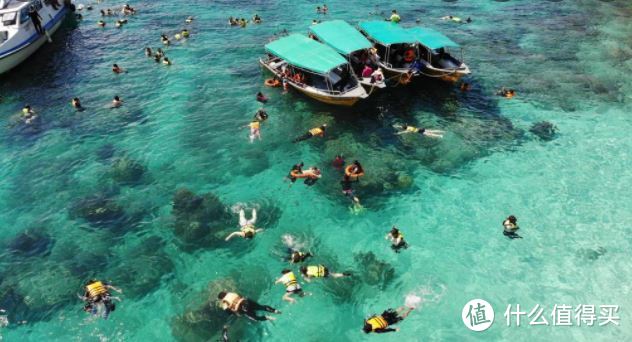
[299,265,351,282]
[287,163,321,186]
[111,96,123,108]
[80,279,122,320]
[217,291,280,321]
[21,105,38,124]
[395,124,444,138]
[363,306,414,333]
[256,92,268,103]
[344,160,365,181]
[71,97,84,111]
[386,226,408,252]
[275,269,308,303]
[287,249,312,263]
[497,87,516,98]
[503,215,522,239]
[293,124,327,143]
[225,209,263,241]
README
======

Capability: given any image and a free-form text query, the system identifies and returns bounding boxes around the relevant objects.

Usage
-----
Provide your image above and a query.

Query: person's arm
[255,228,264,233]
[302,274,311,283]
[225,231,242,241]
[375,328,398,333]
[106,284,122,293]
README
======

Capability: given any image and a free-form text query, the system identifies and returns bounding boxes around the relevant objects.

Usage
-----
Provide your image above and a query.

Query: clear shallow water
[0,0,631,340]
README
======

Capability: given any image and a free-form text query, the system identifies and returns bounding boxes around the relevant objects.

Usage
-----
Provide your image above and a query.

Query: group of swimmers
[96,4,136,27]
[228,15,261,27]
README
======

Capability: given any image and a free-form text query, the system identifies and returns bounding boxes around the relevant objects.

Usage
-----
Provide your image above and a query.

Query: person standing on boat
[28,6,44,35]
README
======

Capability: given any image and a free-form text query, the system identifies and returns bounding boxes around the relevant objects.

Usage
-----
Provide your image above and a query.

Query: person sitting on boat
[300,265,350,282]
[217,291,281,321]
[275,269,306,303]
[254,109,268,122]
[371,68,384,84]
[503,215,522,239]
[225,208,263,241]
[111,96,123,108]
[368,48,380,68]
[80,280,122,320]
[396,124,444,138]
[112,64,125,74]
[497,87,516,98]
[256,92,268,103]
[409,59,423,75]
[361,65,374,79]
[44,0,61,10]
[363,307,414,334]
[292,72,305,84]
[387,10,401,23]
[253,14,262,24]
[28,6,44,35]
[386,226,408,252]
[345,160,365,181]
[341,174,361,205]
[293,124,327,143]
[71,98,84,111]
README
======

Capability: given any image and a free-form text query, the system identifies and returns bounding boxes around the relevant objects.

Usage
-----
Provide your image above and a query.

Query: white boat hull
[0,7,68,74]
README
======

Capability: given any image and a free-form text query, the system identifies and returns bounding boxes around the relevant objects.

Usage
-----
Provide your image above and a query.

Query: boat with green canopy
[308,20,386,89]
[357,21,420,81]
[407,27,470,82]
[260,33,368,106]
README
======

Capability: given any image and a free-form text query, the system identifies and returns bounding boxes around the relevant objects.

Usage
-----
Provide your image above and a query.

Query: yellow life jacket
[182,31,190,37]
[222,292,245,312]
[405,126,418,133]
[367,315,389,331]
[86,281,107,299]
[282,272,298,288]
[309,127,323,136]
[250,121,260,130]
[241,224,256,236]
[306,265,326,278]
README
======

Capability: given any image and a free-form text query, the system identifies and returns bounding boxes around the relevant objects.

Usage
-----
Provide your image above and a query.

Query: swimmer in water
[497,87,516,98]
[161,34,170,45]
[254,109,268,122]
[395,124,444,138]
[181,29,190,38]
[256,92,268,103]
[293,124,327,143]
[155,48,165,59]
[225,209,263,241]
[302,167,322,186]
[385,226,408,252]
[286,162,304,183]
[21,105,38,124]
[185,16,194,24]
[97,20,106,27]
[275,269,307,303]
[112,64,125,74]
[145,47,153,57]
[299,265,351,282]
[71,97,84,111]
[341,175,361,205]
[363,306,414,333]
[245,120,261,142]
[253,14,262,24]
[286,249,312,263]
[162,57,172,65]
[217,291,280,321]
[502,215,522,239]
[332,154,345,169]
[111,96,123,108]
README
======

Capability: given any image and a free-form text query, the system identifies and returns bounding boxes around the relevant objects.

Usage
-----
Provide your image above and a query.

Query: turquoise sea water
[1,0,631,340]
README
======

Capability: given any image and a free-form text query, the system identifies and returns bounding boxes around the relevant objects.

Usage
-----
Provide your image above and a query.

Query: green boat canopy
[309,20,373,56]
[265,34,347,74]
[358,21,416,45]
[407,27,460,50]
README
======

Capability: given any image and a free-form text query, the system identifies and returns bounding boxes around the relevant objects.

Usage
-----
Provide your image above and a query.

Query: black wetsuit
[293,131,315,143]
[28,9,44,34]
[233,299,278,321]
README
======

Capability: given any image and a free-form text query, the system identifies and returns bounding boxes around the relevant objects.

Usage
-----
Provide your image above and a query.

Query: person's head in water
[392,9,397,14]
[72,97,81,108]
[299,266,308,275]
[321,124,327,130]
[390,226,400,237]
[292,251,311,263]
[507,215,517,224]
[281,269,291,275]
[217,291,227,300]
